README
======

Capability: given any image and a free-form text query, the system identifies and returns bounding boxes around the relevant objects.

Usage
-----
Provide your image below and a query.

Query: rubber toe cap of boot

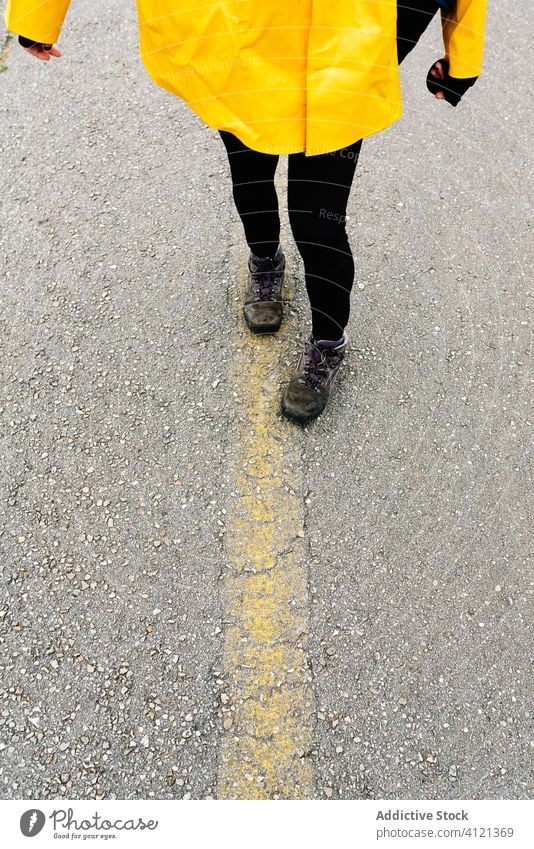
[243,301,283,333]
[281,380,327,422]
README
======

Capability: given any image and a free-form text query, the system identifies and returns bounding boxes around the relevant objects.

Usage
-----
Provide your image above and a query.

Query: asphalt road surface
[1,1,532,799]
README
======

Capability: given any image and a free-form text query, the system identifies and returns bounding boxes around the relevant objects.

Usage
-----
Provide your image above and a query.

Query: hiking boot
[280,333,348,423]
[243,244,286,333]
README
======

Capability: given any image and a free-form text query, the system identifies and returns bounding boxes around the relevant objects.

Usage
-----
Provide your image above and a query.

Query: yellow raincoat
[5,1,486,155]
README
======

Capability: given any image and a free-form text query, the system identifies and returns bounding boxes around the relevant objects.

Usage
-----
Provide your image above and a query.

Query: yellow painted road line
[217,212,314,799]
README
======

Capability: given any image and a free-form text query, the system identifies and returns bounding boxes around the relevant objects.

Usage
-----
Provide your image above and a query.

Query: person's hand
[18,34,61,61]
[426,57,478,107]
[428,59,447,101]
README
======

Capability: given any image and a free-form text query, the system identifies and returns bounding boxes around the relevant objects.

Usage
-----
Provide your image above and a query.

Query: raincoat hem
[142,63,403,157]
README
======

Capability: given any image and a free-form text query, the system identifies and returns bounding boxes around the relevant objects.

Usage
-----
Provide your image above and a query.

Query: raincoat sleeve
[440,0,486,78]
[4,0,71,44]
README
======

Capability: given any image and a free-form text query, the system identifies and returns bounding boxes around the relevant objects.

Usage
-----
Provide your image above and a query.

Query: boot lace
[300,342,331,390]
[252,271,280,301]
[249,256,282,301]
[253,271,279,300]
[297,337,345,390]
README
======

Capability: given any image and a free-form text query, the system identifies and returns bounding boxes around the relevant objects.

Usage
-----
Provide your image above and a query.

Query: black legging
[220,0,440,341]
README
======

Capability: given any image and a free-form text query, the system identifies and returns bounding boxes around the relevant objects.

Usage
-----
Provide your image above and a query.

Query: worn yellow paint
[217,230,314,799]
